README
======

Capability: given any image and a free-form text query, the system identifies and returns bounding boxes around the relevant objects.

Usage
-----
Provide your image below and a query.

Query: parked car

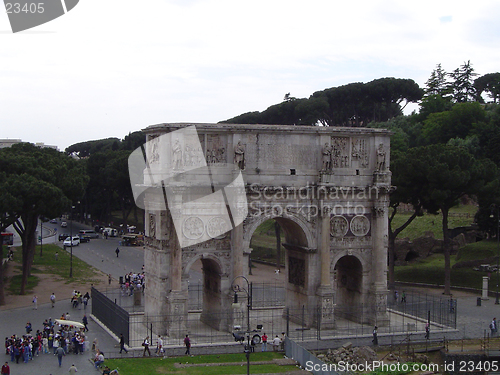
[60,221,68,228]
[63,236,80,247]
[79,235,91,243]
[79,229,99,238]
[58,233,70,241]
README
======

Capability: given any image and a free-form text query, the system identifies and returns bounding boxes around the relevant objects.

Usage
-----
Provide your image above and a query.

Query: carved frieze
[149,213,156,238]
[331,137,349,168]
[351,138,369,168]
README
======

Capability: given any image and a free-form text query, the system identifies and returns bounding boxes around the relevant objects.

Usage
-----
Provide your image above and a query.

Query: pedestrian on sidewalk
[261,333,267,352]
[490,317,497,336]
[82,314,89,332]
[1,361,10,375]
[119,334,127,354]
[55,346,65,367]
[425,322,430,339]
[272,335,280,351]
[142,336,151,357]
[184,334,191,355]
[372,326,378,345]
[115,248,120,257]
[50,293,56,308]
[32,295,38,310]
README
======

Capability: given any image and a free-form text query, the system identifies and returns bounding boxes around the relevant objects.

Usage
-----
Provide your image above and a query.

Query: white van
[103,228,118,237]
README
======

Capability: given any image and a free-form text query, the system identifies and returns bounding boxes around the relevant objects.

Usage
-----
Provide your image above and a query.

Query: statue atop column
[376,143,386,172]
[234,140,245,170]
[321,143,332,172]
[172,138,183,170]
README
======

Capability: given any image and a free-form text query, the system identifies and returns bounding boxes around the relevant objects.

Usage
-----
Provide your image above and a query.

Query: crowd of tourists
[120,271,146,296]
[4,313,90,366]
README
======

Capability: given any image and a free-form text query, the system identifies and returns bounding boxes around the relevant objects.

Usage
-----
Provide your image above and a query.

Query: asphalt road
[40,219,202,284]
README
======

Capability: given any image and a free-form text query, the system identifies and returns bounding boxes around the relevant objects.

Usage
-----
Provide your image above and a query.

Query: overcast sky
[1,0,499,151]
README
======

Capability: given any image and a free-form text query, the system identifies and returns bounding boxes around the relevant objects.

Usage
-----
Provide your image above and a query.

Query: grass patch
[391,205,476,241]
[7,243,103,294]
[456,240,498,261]
[7,274,39,294]
[104,352,301,375]
[395,250,494,290]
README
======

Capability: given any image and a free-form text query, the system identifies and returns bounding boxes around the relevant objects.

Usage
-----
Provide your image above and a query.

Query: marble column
[316,205,335,329]
[369,194,390,326]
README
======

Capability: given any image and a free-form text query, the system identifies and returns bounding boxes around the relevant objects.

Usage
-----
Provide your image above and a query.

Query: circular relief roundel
[350,215,370,237]
[330,215,348,237]
[206,216,229,239]
[182,216,204,240]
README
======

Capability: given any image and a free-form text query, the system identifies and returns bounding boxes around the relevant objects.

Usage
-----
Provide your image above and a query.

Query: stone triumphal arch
[136,123,391,337]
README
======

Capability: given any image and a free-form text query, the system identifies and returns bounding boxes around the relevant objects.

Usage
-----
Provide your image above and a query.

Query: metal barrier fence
[94,284,457,348]
[388,290,457,328]
[91,287,130,345]
[187,281,285,311]
[285,337,340,375]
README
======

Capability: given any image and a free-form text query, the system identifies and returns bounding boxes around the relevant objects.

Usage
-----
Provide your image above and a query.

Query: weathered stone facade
[139,123,392,336]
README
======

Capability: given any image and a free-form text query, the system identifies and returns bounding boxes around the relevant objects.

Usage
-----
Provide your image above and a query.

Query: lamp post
[69,204,75,278]
[496,206,499,305]
[39,217,43,257]
[232,275,251,375]
[490,204,499,305]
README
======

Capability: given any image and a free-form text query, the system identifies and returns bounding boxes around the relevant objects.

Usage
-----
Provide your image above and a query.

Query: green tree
[406,144,497,294]
[0,183,19,305]
[474,73,500,104]
[449,60,478,103]
[421,102,486,144]
[0,144,87,294]
[424,63,451,98]
[387,150,425,288]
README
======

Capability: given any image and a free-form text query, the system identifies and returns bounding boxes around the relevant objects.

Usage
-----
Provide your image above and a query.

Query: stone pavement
[0,299,117,375]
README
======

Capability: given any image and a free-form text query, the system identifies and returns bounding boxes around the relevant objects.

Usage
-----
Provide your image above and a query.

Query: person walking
[82,314,89,332]
[156,335,163,355]
[115,248,120,257]
[401,291,406,304]
[68,363,78,374]
[142,336,151,357]
[1,362,10,375]
[184,334,191,355]
[32,295,38,310]
[372,326,378,345]
[50,293,56,308]
[491,317,497,336]
[119,334,128,354]
[55,346,65,367]
[425,322,430,339]
[261,333,268,352]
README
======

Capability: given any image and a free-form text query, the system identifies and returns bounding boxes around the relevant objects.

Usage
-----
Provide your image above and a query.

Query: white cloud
[0,0,499,149]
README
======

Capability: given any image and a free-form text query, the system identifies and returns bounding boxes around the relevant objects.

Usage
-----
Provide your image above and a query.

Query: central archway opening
[187,255,225,331]
[247,216,312,324]
[334,255,363,322]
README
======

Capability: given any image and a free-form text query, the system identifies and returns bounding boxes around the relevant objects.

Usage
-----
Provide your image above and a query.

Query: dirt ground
[0,260,282,311]
[0,260,109,311]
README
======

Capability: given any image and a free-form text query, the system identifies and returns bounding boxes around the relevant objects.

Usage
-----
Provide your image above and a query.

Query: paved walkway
[0,299,117,375]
